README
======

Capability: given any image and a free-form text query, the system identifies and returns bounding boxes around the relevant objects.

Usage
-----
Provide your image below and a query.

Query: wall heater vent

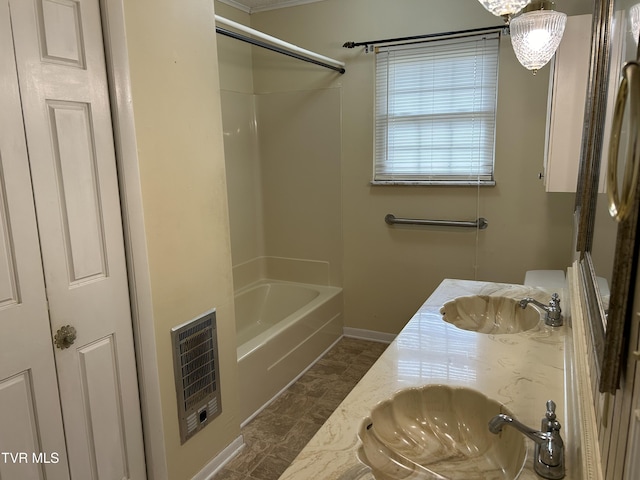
[171,308,222,444]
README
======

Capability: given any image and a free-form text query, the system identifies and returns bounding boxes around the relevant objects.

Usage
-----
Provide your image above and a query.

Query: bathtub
[235,279,343,424]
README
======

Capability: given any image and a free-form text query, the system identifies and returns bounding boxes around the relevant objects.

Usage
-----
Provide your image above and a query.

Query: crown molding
[218,0,326,14]
[217,0,250,13]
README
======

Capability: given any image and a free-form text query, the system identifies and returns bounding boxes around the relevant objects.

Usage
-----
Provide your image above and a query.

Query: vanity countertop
[278,278,572,480]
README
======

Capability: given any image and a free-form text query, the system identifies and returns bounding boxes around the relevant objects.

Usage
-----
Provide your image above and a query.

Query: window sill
[370,180,496,187]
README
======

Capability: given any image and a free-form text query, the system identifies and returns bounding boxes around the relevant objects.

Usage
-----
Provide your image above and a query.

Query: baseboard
[191,435,244,480]
[343,327,395,344]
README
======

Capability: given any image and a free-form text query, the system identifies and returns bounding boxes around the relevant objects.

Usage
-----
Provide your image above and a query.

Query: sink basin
[440,295,540,334]
[357,385,527,480]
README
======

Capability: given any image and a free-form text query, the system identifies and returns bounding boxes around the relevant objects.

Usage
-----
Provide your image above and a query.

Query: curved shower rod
[215,15,346,74]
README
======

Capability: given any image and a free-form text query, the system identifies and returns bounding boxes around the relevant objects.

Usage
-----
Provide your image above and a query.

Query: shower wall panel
[220,90,265,265]
[257,89,342,287]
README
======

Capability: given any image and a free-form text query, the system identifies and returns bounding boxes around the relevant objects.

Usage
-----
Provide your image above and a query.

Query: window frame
[372,32,501,187]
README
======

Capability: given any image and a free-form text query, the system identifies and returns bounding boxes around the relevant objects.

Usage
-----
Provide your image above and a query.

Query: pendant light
[510,1,567,74]
[630,3,640,45]
[476,0,532,20]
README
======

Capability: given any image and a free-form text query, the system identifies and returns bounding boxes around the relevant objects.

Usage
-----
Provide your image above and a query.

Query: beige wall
[237,0,591,333]
[121,1,239,479]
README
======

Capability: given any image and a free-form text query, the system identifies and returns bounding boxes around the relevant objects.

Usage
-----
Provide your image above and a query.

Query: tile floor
[213,337,388,480]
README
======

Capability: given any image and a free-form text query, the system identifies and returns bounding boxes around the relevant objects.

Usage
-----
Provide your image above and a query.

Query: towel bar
[385,214,488,229]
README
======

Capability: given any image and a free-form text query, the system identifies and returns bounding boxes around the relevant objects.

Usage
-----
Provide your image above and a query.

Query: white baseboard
[191,435,244,480]
[343,327,395,344]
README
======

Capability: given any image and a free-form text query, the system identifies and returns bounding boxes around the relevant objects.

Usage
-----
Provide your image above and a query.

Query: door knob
[54,325,77,349]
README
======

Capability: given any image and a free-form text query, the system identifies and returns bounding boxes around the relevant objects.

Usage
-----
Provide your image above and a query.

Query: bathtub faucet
[519,293,563,327]
[489,400,565,480]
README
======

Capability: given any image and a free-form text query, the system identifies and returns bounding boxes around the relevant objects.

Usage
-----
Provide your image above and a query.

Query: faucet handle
[545,400,557,420]
[546,294,563,327]
[549,294,561,313]
[542,400,562,435]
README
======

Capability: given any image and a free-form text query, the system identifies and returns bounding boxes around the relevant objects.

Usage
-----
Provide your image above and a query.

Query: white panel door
[7,0,147,479]
[0,1,69,479]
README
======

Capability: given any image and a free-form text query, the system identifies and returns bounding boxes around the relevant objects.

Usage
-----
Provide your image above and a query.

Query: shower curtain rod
[215,15,346,74]
[343,24,507,50]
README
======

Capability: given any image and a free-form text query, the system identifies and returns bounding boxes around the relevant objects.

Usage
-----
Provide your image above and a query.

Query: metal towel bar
[385,214,488,229]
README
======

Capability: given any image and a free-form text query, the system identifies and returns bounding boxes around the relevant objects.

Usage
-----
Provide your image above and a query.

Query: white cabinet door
[544,13,623,193]
[0,0,147,478]
[544,14,592,192]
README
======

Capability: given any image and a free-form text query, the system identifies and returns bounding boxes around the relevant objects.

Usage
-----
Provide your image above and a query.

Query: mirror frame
[577,0,640,393]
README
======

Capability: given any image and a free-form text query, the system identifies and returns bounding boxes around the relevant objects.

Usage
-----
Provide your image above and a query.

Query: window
[374,33,500,185]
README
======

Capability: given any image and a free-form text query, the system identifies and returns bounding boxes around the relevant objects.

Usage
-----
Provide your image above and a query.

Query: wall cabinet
[544,14,623,193]
[544,14,594,192]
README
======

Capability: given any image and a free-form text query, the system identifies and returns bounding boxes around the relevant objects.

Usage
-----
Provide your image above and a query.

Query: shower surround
[220,87,343,421]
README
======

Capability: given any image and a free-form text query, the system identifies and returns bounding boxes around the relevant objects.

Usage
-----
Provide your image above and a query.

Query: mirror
[578,0,640,393]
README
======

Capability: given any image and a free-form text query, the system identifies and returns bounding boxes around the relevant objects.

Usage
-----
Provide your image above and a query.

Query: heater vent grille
[171,309,221,444]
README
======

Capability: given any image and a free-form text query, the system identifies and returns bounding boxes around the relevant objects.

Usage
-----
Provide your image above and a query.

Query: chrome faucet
[489,400,565,480]
[519,293,563,327]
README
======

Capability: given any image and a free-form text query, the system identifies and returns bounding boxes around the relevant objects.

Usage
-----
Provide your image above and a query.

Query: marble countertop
[279,279,571,480]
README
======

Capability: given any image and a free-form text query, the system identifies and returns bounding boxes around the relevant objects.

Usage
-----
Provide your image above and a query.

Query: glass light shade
[510,9,567,73]
[630,3,640,45]
[476,0,531,17]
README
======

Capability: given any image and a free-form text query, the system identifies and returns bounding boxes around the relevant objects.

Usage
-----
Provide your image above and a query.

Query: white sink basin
[357,385,527,480]
[440,295,540,334]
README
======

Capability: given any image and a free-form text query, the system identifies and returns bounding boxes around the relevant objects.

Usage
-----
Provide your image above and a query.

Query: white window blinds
[374,33,500,185]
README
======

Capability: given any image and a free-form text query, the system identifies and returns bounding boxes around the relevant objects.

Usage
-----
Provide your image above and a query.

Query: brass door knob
[54,325,77,349]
